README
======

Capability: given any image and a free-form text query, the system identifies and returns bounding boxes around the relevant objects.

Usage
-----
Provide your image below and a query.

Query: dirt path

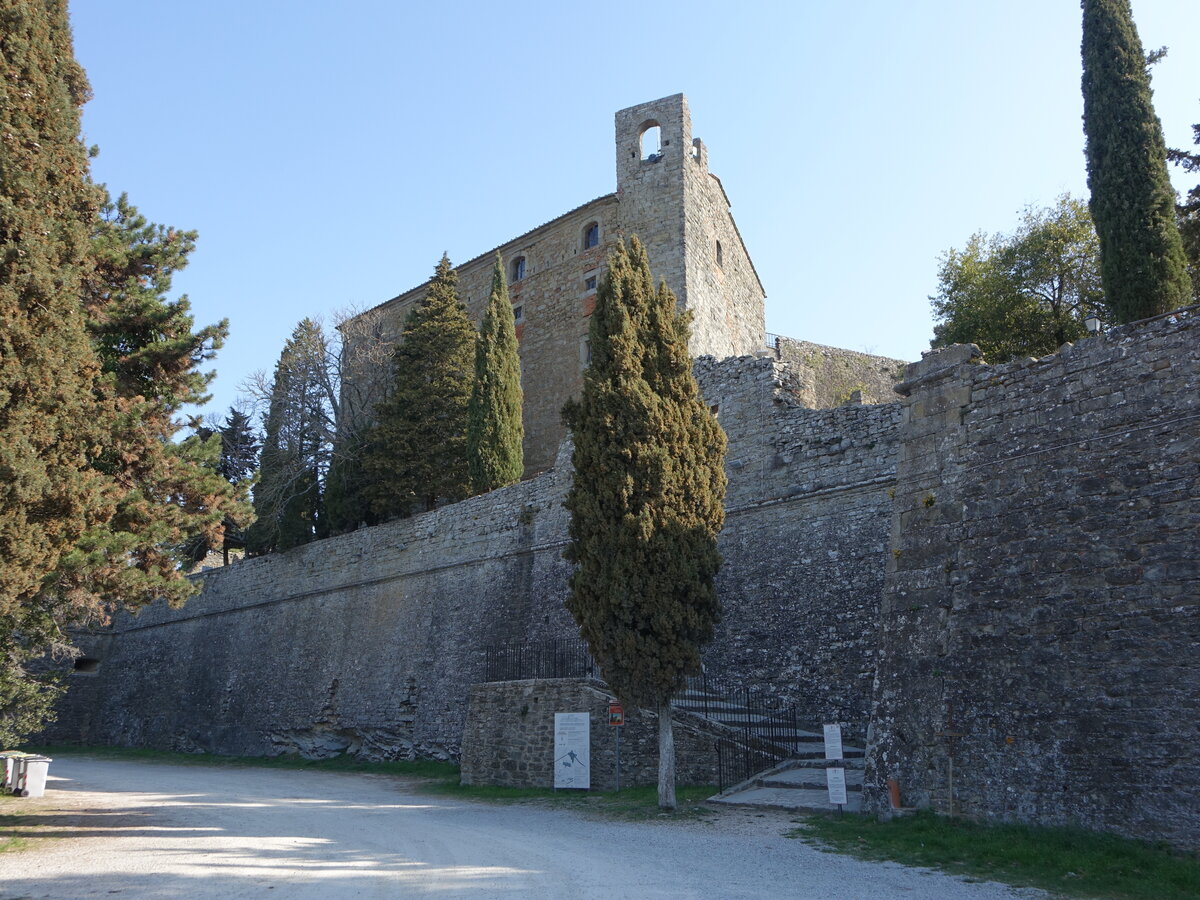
[0,757,1040,898]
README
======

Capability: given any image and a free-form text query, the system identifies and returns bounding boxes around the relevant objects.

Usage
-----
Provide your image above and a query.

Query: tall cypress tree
[1082,0,1190,321]
[563,237,727,809]
[0,0,111,742]
[467,254,524,493]
[363,254,475,517]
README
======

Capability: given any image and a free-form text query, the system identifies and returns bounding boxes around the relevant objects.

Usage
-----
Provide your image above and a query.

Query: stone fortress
[48,96,1199,849]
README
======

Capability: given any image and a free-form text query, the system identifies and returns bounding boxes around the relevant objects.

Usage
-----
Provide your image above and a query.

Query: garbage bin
[2,752,33,794]
[16,755,51,798]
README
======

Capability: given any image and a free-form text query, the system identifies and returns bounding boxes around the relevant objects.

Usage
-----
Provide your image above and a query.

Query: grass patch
[429,780,716,822]
[791,810,1200,900]
[26,745,714,822]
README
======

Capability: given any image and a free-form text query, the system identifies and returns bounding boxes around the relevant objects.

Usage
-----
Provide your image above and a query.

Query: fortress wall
[866,311,1200,846]
[49,356,900,758]
[50,446,581,759]
[696,356,901,730]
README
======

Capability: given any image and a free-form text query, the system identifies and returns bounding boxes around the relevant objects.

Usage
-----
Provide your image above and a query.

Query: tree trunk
[658,701,676,809]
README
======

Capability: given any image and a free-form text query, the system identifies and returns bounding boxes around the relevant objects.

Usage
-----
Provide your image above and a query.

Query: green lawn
[791,810,1200,900]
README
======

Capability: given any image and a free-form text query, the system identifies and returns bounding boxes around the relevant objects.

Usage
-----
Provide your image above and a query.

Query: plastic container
[16,755,51,798]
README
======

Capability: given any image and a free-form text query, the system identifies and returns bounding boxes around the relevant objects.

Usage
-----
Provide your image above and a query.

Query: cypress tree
[0,0,110,742]
[363,254,475,516]
[467,254,524,493]
[1082,0,1190,321]
[562,236,727,809]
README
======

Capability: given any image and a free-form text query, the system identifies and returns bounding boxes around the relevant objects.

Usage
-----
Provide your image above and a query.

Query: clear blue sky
[69,1,1200,421]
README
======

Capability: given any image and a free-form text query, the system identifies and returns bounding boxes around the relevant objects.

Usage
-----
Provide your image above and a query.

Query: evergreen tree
[57,189,251,605]
[562,237,727,809]
[1082,0,1190,321]
[362,254,475,516]
[467,254,524,493]
[245,320,330,554]
[188,407,259,565]
[1167,113,1200,299]
[0,0,111,743]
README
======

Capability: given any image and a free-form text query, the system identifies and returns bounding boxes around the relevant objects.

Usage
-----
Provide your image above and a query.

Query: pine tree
[562,237,727,809]
[245,320,330,554]
[1082,0,1190,321]
[55,189,251,605]
[363,254,475,516]
[187,407,259,565]
[0,0,111,743]
[467,254,524,493]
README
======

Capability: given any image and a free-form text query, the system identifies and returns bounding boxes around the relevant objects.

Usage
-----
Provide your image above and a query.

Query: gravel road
[0,757,1042,899]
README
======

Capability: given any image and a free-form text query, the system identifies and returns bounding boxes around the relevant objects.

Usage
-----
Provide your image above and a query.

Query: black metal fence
[482,638,600,683]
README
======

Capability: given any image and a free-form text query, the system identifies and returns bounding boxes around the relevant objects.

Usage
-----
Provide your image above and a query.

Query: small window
[74,657,100,675]
[580,336,592,367]
[715,240,723,268]
[584,275,597,293]
[512,304,524,324]
[510,256,526,282]
[583,222,599,250]
[710,404,720,418]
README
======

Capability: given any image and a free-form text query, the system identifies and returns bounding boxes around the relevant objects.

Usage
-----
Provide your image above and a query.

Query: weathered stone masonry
[49,355,900,759]
[866,310,1200,847]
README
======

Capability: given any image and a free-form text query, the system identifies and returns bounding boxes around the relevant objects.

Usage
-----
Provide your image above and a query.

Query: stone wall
[460,679,720,790]
[775,337,906,408]
[47,354,900,758]
[866,309,1200,847]
[696,355,901,730]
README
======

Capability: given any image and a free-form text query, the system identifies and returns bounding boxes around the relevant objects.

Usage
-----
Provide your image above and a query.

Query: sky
[68,1,1200,422]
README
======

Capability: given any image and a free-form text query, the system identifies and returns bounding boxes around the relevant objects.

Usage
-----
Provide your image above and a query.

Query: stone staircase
[672,681,866,812]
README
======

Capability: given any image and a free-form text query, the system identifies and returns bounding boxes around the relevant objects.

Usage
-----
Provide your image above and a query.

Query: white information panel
[823,723,843,760]
[554,712,590,789]
[826,767,848,806]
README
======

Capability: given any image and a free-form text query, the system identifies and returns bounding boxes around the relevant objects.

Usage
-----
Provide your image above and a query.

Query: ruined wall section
[866,311,1200,847]
[695,356,901,729]
[775,337,906,408]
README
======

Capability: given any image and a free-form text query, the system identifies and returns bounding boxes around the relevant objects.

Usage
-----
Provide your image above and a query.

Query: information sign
[553,712,590,789]
[608,704,624,726]
[826,767,848,806]
[823,723,843,760]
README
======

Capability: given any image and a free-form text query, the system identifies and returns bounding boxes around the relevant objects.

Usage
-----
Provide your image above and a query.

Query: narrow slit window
[715,240,724,268]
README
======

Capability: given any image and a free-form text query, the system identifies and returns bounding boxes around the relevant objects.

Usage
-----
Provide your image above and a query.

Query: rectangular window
[584,276,597,292]
[512,305,524,323]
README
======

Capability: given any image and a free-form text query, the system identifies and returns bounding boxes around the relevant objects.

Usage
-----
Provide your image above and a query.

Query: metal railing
[482,638,600,683]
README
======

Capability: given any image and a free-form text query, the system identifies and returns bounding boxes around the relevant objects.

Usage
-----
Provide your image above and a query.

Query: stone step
[710,785,863,813]
[710,758,866,813]
[759,766,864,791]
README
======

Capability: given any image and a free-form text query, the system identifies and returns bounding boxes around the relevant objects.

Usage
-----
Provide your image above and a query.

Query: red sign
[608,704,624,726]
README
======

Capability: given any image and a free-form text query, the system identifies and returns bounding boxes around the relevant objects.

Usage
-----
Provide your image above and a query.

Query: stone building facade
[350,94,766,474]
